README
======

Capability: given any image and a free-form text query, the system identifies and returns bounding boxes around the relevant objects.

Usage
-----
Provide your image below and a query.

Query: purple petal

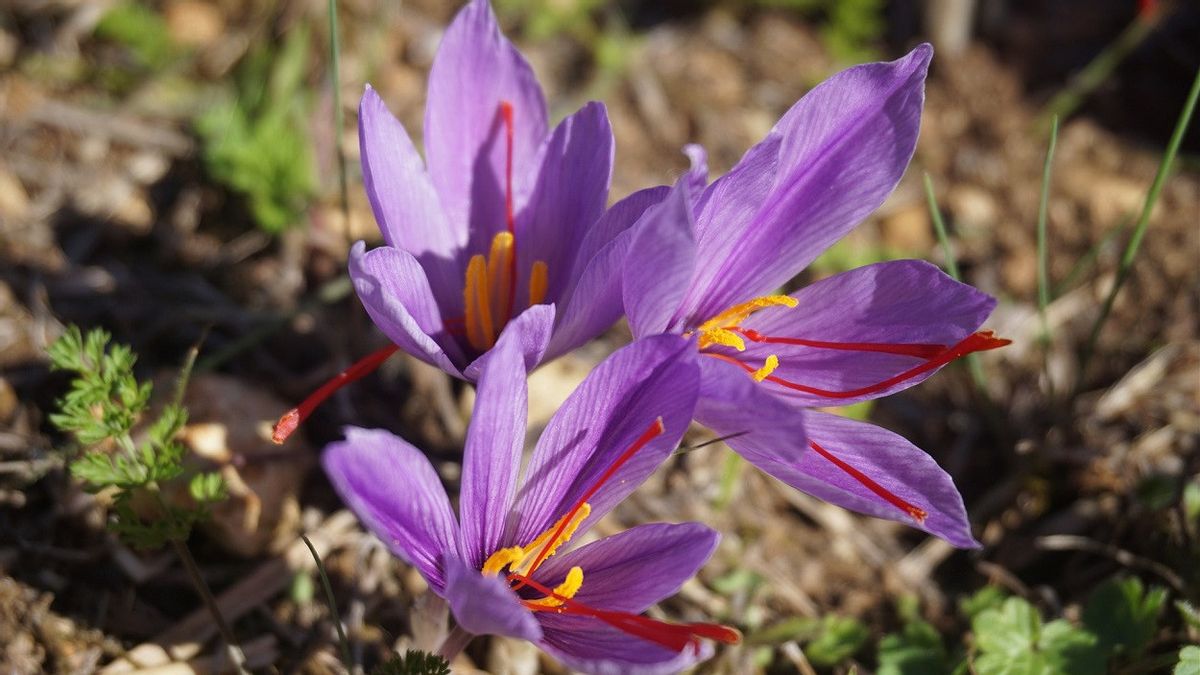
[797,411,978,548]
[461,303,555,380]
[624,181,697,337]
[509,335,699,545]
[682,144,709,207]
[458,334,528,568]
[515,101,613,306]
[357,86,462,308]
[694,357,811,496]
[424,0,548,239]
[348,242,465,377]
[692,45,933,319]
[675,133,783,325]
[444,557,543,641]
[736,259,996,407]
[322,428,459,591]
[533,523,719,613]
[538,616,715,675]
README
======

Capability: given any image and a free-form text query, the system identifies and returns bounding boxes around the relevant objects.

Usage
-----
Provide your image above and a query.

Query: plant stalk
[170,537,250,675]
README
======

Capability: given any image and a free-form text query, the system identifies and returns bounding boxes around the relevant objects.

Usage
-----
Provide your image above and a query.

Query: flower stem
[301,534,354,669]
[437,625,473,662]
[170,537,250,675]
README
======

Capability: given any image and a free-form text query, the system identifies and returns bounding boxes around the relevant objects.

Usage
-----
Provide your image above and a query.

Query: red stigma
[499,100,518,323]
[809,441,927,523]
[732,328,947,359]
[515,418,665,582]
[710,331,1009,399]
[509,573,741,652]
[271,344,400,444]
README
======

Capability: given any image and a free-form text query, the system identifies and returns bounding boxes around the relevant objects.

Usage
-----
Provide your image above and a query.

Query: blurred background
[1,0,1197,672]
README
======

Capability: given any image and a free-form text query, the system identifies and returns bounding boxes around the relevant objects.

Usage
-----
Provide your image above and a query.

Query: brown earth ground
[1,0,1197,673]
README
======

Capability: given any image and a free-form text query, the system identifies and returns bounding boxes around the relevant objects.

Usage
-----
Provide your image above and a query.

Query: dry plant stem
[1078,67,1200,390]
[437,625,473,662]
[170,538,251,674]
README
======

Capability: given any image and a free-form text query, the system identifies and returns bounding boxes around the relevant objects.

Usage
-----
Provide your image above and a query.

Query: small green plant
[49,326,245,672]
[876,597,954,675]
[972,596,1104,675]
[94,2,177,70]
[372,650,452,675]
[49,326,225,548]
[195,25,317,234]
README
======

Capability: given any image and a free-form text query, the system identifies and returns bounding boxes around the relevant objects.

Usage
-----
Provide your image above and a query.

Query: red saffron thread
[708,331,1009,399]
[511,418,666,587]
[271,344,400,444]
[509,573,741,652]
[499,101,518,324]
[731,328,947,359]
[809,441,927,523]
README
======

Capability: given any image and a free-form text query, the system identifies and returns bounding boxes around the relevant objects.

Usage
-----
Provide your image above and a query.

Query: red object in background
[1137,0,1158,19]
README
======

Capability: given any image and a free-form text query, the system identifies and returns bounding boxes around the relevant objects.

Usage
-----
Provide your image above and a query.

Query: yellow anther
[752,354,780,382]
[525,566,584,609]
[464,254,495,351]
[487,232,515,324]
[697,327,746,352]
[481,547,523,577]
[529,260,549,306]
[695,295,797,351]
[513,503,590,576]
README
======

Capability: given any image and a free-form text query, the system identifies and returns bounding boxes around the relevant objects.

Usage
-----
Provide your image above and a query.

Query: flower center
[459,101,549,352]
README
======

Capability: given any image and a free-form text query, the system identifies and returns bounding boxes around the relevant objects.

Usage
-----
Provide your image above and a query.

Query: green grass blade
[1078,68,1200,388]
[302,534,353,669]
[923,172,987,393]
[328,0,350,239]
[1036,116,1059,396]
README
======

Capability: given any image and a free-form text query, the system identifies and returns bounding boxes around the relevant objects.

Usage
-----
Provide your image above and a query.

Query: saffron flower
[272,0,663,443]
[351,0,656,378]
[624,45,1007,548]
[323,333,739,673]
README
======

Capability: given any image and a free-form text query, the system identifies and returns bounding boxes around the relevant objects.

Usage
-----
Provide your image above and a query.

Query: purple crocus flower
[272,0,661,442]
[351,0,656,377]
[323,333,739,673]
[623,45,1008,548]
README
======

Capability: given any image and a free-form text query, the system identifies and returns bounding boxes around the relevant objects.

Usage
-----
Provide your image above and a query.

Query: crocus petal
[694,357,810,498]
[424,0,548,238]
[443,556,543,641]
[348,242,464,377]
[675,133,782,326]
[692,45,932,319]
[538,616,714,675]
[357,86,462,308]
[510,335,698,544]
[796,411,978,548]
[322,428,459,591]
[533,523,719,613]
[461,303,555,380]
[624,181,697,337]
[736,259,996,407]
[515,101,613,306]
[682,144,709,208]
[458,333,528,568]
[546,185,670,360]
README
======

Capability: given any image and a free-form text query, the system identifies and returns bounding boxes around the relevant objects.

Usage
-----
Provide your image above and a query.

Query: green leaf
[972,598,1104,675]
[95,2,176,69]
[806,615,868,667]
[1175,645,1200,675]
[188,472,227,504]
[1082,577,1167,657]
[962,586,1009,619]
[878,619,949,675]
[1177,601,1200,632]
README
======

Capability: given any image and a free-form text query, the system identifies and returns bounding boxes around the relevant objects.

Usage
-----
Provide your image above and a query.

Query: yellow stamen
[695,294,797,351]
[463,254,489,351]
[525,566,584,608]
[529,260,549,306]
[481,547,523,577]
[487,232,515,325]
[752,354,779,382]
